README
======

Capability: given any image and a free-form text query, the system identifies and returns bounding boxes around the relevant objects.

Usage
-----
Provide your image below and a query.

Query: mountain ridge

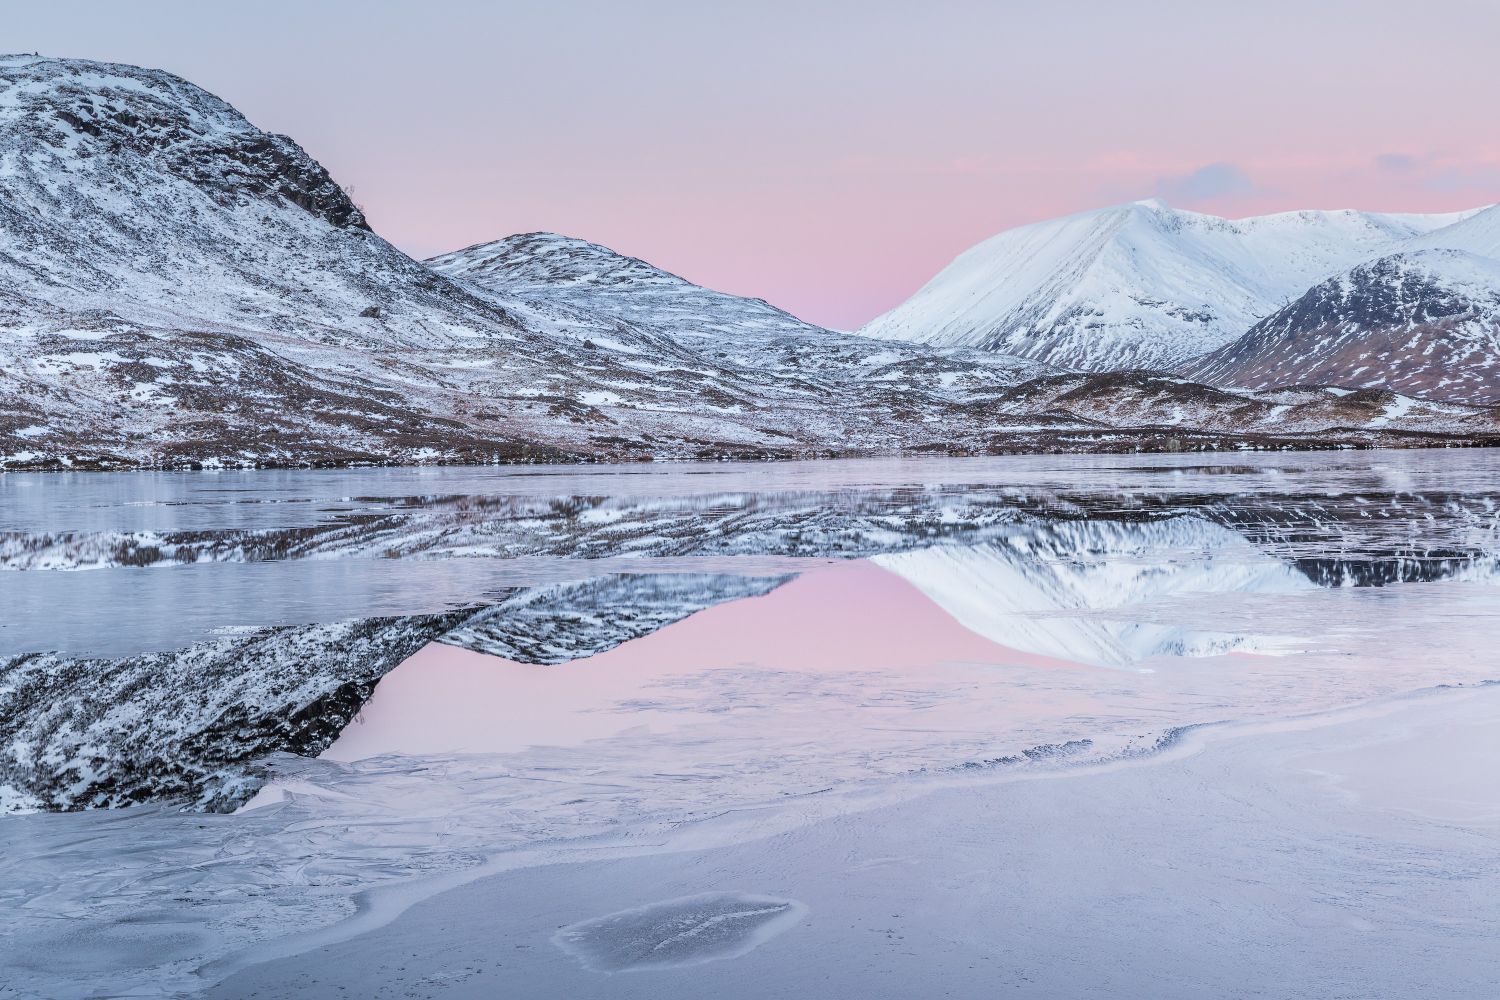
[857,199,1486,371]
[2,54,1499,471]
[1184,249,1500,403]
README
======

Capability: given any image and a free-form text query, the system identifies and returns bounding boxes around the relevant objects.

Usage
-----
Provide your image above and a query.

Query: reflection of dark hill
[1200,492,1499,586]
[4,468,1497,812]
[1288,556,1480,587]
[444,573,793,663]
[0,573,795,812]
[11,484,1494,583]
[0,611,475,810]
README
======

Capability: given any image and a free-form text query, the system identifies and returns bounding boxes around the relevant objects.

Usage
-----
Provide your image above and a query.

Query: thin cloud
[1369,151,1500,193]
[1374,152,1423,172]
[1423,164,1500,193]
[1152,162,1258,203]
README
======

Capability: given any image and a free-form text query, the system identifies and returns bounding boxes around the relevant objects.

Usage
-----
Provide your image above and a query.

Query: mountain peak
[430,232,688,291]
[0,54,532,351]
[858,200,1487,371]
[429,230,828,344]
[0,53,367,232]
[1186,247,1500,403]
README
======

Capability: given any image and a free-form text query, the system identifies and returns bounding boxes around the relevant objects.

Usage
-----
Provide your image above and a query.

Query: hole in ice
[552,891,808,972]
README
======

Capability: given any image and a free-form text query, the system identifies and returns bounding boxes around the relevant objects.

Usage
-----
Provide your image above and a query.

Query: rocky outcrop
[1185,251,1500,404]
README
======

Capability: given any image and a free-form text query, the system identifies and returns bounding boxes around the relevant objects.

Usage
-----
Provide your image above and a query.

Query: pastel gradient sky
[13,1,1500,328]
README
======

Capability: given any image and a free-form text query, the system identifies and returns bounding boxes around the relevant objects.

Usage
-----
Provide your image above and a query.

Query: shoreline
[5,430,1500,475]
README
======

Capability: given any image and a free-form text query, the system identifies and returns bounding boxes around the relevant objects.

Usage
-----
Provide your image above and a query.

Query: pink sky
[327,561,1088,760]
[13,1,1500,329]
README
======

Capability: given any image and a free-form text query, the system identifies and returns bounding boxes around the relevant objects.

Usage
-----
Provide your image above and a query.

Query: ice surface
[552,893,807,972]
[4,454,1500,998]
[207,684,1500,1000]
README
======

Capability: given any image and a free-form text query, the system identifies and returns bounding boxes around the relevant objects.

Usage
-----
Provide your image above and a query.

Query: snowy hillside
[1185,250,1500,403]
[431,231,1054,389]
[0,54,560,468]
[1,55,1497,470]
[431,232,826,342]
[1412,203,1500,258]
[0,54,514,348]
[858,200,1479,371]
[0,56,1052,468]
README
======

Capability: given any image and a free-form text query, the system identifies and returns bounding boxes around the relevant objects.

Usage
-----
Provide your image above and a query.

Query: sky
[11,0,1500,329]
[327,560,1082,759]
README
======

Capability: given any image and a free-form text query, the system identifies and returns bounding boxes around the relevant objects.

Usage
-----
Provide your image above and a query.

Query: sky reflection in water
[2,452,1499,999]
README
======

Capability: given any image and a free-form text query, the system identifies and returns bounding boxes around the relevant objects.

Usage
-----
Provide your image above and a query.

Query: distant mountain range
[858,200,1494,372]
[1,53,1498,470]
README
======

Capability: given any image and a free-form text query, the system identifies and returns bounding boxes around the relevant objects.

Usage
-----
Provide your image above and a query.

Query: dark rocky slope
[1186,251,1500,404]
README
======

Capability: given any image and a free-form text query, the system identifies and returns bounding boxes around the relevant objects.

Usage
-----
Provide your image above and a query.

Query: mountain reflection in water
[2,452,1499,998]
[3,451,1498,812]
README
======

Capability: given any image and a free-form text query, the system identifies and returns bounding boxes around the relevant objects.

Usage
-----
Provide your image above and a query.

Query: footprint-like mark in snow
[553,892,808,972]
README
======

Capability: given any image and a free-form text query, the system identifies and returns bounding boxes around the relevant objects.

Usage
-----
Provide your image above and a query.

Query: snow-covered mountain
[430,232,826,343]
[1,54,1497,470]
[0,54,513,348]
[858,200,1480,371]
[431,230,1055,391]
[0,54,572,469]
[0,55,1053,468]
[1411,202,1500,258]
[1185,250,1500,403]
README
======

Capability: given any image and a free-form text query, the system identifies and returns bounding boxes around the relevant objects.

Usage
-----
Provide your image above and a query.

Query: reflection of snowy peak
[859,200,1479,371]
[874,518,1314,666]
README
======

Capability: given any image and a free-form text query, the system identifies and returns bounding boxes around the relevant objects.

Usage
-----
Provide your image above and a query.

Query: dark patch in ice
[553,892,807,972]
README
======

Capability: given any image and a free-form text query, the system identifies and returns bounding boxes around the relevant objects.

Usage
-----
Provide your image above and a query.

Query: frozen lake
[2,451,1499,997]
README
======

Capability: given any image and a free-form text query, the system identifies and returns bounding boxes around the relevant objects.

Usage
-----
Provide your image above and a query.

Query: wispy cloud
[1370,151,1500,193]
[1423,164,1500,193]
[1152,162,1259,203]
[1374,152,1422,173]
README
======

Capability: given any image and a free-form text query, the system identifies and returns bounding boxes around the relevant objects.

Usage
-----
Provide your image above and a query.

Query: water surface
[2,450,1498,998]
